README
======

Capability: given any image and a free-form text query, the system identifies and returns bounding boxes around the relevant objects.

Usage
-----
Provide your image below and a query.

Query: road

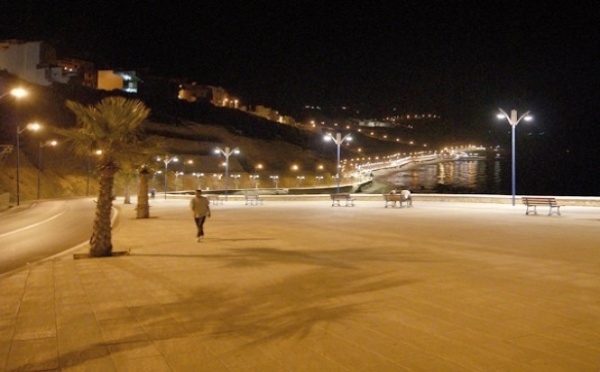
[0,198,96,274]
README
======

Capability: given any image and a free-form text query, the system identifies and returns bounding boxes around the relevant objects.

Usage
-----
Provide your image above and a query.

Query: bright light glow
[497,114,505,119]
[524,116,533,121]
[27,123,41,131]
[11,88,28,98]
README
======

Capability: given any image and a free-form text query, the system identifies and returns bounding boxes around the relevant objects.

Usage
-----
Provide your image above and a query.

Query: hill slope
[1,75,412,201]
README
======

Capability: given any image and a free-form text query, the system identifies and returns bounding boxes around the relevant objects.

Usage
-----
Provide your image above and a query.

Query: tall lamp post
[157,155,178,199]
[174,171,184,192]
[192,172,204,189]
[16,123,41,205]
[182,160,193,190]
[270,175,279,188]
[254,163,263,189]
[152,171,162,191]
[324,132,352,194]
[231,174,240,189]
[497,108,532,206]
[38,140,57,199]
[214,146,239,200]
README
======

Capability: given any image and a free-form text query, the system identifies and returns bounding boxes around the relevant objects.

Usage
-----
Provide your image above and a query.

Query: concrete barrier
[166,192,600,206]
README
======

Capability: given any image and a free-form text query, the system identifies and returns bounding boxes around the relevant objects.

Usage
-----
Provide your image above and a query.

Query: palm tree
[137,165,151,218]
[60,97,150,257]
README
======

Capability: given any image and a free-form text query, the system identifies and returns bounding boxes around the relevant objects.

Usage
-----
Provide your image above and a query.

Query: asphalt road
[0,198,96,274]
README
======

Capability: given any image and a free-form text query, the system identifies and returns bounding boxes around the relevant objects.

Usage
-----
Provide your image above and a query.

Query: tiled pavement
[1,199,599,371]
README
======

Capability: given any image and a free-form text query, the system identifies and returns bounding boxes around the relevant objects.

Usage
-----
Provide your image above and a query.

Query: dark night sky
[2,1,599,142]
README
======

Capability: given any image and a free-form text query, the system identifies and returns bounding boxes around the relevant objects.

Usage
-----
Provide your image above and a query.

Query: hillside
[1,75,416,202]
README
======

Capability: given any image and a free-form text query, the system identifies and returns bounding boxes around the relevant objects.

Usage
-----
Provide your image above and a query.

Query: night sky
[2,1,599,143]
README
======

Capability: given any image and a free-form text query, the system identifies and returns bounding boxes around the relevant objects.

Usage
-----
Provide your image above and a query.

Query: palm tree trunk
[137,168,150,218]
[90,164,117,257]
[124,177,131,204]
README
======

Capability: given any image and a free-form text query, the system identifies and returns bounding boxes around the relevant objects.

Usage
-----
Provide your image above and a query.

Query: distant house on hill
[178,82,239,108]
[0,39,96,88]
[245,105,297,126]
[97,70,141,93]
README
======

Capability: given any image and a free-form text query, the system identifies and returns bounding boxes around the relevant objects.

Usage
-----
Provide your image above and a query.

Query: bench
[383,194,408,208]
[522,197,563,216]
[206,195,223,205]
[330,193,355,207]
[383,191,413,208]
[245,194,263,205]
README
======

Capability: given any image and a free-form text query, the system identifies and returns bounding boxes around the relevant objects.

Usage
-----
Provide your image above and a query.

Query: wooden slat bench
[522,197,563,216]
[383,191,413,208]
[330,193,355,207]
[383,194,403,208]
[245,194,263,205]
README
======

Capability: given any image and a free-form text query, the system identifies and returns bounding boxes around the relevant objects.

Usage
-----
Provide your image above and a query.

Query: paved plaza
[1,199,600,371]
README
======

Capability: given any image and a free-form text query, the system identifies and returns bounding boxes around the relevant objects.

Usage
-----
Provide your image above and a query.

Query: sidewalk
[1,199,599,371]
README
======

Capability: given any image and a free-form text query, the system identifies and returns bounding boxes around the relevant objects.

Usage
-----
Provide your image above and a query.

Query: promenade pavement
[1,198,600,371]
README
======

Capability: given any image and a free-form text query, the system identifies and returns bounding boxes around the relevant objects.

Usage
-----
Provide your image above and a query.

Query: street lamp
[37,139,57,199]
[182,159,193,190]
[192,172,204,189]
[16,123,41,205]
[0,87,28,100]
[214,146,239,199]
[254,163,263,189]
[497,108,532,206]
[230,174,240,189]
[152,170,162,191]
[324,132,352,193]
[174,171,184,191]
[270,175,279,188]
[157,155,178,199]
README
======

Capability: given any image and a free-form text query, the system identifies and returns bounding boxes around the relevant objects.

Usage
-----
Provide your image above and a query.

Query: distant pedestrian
[190,189,211,242]
[150,188,156,198]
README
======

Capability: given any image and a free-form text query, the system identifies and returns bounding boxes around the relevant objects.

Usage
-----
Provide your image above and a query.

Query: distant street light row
[2,85,531,204]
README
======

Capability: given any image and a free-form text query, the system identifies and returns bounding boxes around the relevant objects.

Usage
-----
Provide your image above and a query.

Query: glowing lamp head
[11,88,28,98]
[27,123,41,131]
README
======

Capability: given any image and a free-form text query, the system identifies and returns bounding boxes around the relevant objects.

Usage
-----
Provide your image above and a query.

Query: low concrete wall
[169,192,600,206]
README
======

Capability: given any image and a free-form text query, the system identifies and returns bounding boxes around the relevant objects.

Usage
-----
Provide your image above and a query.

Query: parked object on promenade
[383,189,412,208]
[401,190,413,207]
[330,193,355,207]
[522,196,563,216]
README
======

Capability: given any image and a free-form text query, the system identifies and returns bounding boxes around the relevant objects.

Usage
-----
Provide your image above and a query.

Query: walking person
[190,189,211,242]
